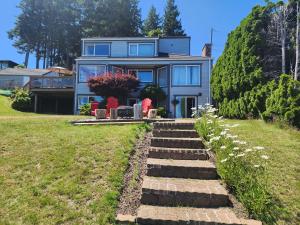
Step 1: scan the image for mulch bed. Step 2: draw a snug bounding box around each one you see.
[117,130,152,216]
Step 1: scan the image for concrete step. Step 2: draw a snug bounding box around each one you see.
[146,158,217,179]
[149,147,208,160]
[137,205,243,225]
[141,176,230,207]
[153,122,195,130]
[151,137,204,149]
[153,129,199,138]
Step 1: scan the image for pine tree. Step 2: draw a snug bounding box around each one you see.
[162,0,185,36]
[143,5,161,36]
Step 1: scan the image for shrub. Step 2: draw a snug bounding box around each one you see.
[10,88,33,111]
[262,74,300,128]
[157,107,167,118]
[79,103,91,115]
[88,73,139,100]
[194,105,283,223]
[140,84,166,107]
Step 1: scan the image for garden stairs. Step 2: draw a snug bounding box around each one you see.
[117,121,261,225]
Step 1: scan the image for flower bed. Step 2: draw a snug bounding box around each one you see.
[194,105,283,224]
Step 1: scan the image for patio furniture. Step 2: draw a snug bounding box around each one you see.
[91,101,99,116]
[148,109,158,119]
[110,108,118,119]
[117,106,134,118]
[141,98,153,116]
[95,109,106,119]
[106,97,119,117]
[133,104,143,119]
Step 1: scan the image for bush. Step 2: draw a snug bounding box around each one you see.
[79,103,91,115]
[88,73,139,99]
[140,85,166,107]
[157,107,167,118]
[194,106,283,223]
[10,88,33,111]
[262,74,300,128]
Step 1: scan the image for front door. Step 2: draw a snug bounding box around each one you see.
[175,96,196,118]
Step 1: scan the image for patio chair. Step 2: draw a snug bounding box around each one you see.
[91,101,99,116]
[106,97,119,117]
[141,98,153,117]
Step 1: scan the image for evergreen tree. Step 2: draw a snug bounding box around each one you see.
[143,5,161,36]
[162,0,185,36]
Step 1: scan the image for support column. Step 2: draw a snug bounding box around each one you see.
[34,94,38,113]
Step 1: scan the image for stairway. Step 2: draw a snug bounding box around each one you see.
[135,121,261,225]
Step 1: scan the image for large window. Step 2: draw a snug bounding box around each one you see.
[84,43,110,56]
[172,65,201,86]
[78,95,103,109]
[129,43,155,57]
[158,67,168,87]
[128,69,153,84]
[78,65,106,82]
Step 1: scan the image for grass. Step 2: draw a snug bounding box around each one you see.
[0,95,36,116]
[0,116,144,225]
[225,119,300,225]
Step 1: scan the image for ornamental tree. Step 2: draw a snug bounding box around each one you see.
[88,72,140,100]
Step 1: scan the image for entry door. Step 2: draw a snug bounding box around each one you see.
[175,96,196,118]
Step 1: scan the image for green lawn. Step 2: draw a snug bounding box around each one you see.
[225,119,300,224]
[0,95,35,116]
[0,116,143,225]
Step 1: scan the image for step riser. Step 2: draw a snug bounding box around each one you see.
[153,130,199,138]
[141,191,230,208]
[147,166,217,179]
[153,123,195,130]
[137,218,242,225]
[151,139,204,149]
[148,149,208,160]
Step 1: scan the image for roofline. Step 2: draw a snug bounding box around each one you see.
[81,36,191,41]
[75,56,211,61]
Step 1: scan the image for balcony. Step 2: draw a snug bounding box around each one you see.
[30,76,74,92]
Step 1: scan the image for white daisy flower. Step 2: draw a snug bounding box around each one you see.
[261,155,269,160]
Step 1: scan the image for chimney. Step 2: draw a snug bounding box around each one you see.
[201,43,212,57]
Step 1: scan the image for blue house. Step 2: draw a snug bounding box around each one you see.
[74,36,212,118]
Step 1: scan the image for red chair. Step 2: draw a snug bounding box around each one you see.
[106,97,119,117]
[141,98,153,116]
[91,101,99,116]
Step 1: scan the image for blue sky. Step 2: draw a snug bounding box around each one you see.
[0,0,269,68]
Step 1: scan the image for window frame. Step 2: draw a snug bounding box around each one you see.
[83,42,111,56]
[157,66,168,88]
[77,95,104,110]
[171,65,201,87]
[128,69,154,84]
[128,42,155,57]
[78,64,107,83]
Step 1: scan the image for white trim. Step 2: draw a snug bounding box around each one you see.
[171,65,201,86]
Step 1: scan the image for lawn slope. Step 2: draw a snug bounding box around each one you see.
[0,95,35,116]
[0,117,143,224]
[225,120,300,224]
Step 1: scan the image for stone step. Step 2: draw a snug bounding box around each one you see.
[151,137,204,149]
[153,129,199,138]
[146,158,217,179]
[137,205,243,225]
[149,147,208,160]
[153,122,195,130]
[141,176,230,207]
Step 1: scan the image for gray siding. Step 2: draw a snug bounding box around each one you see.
[110,41,128,57]
[159,38,190,55]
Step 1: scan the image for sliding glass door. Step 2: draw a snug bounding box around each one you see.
[175,96,196,118]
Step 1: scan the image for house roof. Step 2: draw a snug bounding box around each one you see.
[76,55,210,61]
[0,68,51,76]
[81,36,191,41]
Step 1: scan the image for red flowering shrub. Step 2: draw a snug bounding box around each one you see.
[88,72,140,98]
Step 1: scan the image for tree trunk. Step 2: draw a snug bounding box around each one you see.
[295,2,299,81]
[280,5,287,74]
[36,49,40,69]
[24,51,29,68]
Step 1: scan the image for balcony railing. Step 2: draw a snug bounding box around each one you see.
[30,76,74,89]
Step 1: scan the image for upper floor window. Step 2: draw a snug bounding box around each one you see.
[78,65,106,82]
[129,43,155,57]
[158,67,168,87]
[172,65,201,86]
[84,43,110,56]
